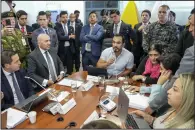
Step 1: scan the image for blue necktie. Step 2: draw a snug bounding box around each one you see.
[10,73,25,102]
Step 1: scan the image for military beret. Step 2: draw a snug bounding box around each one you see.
[1,11,16,18]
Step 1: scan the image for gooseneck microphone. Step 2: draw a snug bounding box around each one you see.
[24,76,64,122]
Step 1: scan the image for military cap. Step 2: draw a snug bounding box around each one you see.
[1,11,16,18]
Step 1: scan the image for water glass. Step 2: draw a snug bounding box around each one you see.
[98,75,105,88]
[71,81,77,92]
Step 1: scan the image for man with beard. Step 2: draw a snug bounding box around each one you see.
[97,34,134,77]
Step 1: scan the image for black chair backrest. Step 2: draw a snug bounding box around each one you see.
[101,38,113,52]
[86,66,108,78]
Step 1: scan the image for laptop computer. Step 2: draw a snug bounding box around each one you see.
[14,92,48,112]
[117,88,151,129]
[86,66,108,78]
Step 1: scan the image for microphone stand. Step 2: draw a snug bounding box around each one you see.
[24,76,64,122]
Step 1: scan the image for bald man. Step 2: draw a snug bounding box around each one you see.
[27,34,65,92]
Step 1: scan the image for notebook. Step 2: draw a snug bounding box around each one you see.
[6,108,27,129]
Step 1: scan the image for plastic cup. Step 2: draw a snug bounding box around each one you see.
[28,111,37,124]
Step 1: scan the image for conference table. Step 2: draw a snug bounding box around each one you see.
[3,71,144,129]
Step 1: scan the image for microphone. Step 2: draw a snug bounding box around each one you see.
[24,76,64,121]
[24,76,59,102]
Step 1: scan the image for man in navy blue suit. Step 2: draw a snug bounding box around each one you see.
[80,11,104,70]
[15,10,34,51]
[1,50,34,110]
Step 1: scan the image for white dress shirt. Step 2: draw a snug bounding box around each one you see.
[61,22,70,46]
[2,68,20,104]
[113,20,122,34]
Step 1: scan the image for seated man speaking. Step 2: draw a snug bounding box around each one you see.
[97,34,134,77]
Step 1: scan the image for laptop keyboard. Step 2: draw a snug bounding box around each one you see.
[125,114,139,129]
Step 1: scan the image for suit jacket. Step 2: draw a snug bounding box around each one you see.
[27,47,64,86]
[15,24,34,50]
[98,18,113,30]
[67,21,82,49]
[105,21,136,52]
[31,27,59,52]
[80,23,104,57]
[1,69,34,110]
[54,22,76,54]
[149,43,195,112]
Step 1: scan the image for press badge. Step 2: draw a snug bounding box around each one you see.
[22,37,27,46]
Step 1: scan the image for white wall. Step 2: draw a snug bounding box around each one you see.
[1,1,85,26]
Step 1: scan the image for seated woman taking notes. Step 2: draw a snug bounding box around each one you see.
[130,53,181,103]
[131,73,194,129]
[132,43,163,84]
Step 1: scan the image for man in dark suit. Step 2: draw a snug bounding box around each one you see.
[32,11,59,52]
[80,11,104,71]
[68,13,82,72]
[74,10,83,26]
[1,50,34,110]
[54,11,75,75]
[27,34,65,92]
[15,10,34,51]
[105,9,136,53]
[134,9,151,67]
[169,11,184,33]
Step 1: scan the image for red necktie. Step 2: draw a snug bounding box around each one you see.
[21,26,25,33]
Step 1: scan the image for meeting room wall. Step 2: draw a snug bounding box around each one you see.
[1,1,85,26]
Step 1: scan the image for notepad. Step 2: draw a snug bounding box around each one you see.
[57,78,83,87]
[86,75,99,82]
[106,85,119,95]
[6,108,27,129]
[127,94,149,111]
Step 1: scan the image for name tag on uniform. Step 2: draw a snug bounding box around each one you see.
[85,43,91,51]
[21,37,27,46]
[64,41,70,47]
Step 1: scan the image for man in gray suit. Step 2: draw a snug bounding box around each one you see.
[27,34,64,92]
[145,8,195,115]
[32,11,59,52]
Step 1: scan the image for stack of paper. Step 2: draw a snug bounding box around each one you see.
[126,93,149,111]
[6,108,27,129]
[106,85,119,95]
[86,75,99,82]
[50,91,70,102]
[57,78,83,87]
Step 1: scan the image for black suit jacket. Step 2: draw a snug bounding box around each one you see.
[54,22,76,54]
[27,48,64,87]
[105,21,136,52]
[15,24,34,50]
[67,21,82,49]
[1,69,34,110]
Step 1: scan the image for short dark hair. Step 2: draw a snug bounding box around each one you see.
[157,53,181,75]
[82,120,121,129]
[141,9,151,17]
[88,10,98,18]
[74,10,80,14]
[100,9,109,16]
[60,11,68,17]
[170,11,176,18]
[16,10,27,19]
[148,43,163,55]
[191,8,195,14]
[159,5,170,10]
[1,50,17,68]
[110,9,120,15]
[38,11,47,17]
[113,34,125,44]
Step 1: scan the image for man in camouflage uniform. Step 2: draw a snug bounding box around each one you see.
[1,11,31,68]
[46,11,55,28]
[142,5,178,55]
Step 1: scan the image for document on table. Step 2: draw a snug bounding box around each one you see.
[106,85,119,95]
[127,93,149,111]
[86,75,99,82]
[6,108,27,129]
[50,91,70,102]
[57,78,83,87]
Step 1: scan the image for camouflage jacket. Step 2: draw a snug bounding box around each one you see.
[1,28,31,68]
[142,21,178,55]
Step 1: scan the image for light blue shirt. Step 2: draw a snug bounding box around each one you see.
[100,47,134,76]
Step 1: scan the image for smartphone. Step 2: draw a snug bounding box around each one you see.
[5,19,11,26]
